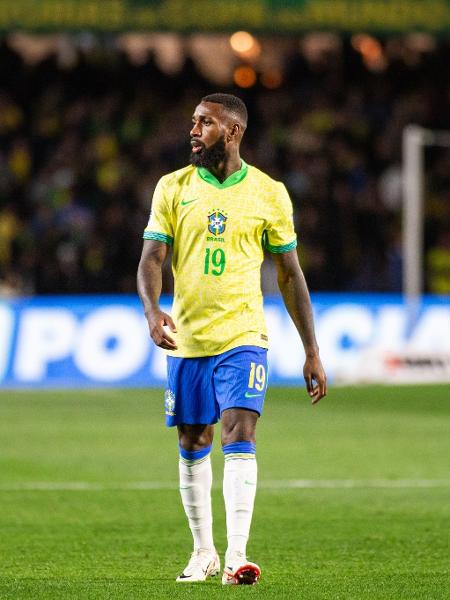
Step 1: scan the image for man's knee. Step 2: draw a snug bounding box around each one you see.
[221,408,258,446]
[178,424,214,451]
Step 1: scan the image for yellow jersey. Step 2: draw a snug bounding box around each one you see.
[143,160,297,357]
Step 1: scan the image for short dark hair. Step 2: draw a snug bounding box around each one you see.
[201,93,248,128]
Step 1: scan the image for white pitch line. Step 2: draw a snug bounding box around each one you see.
[262,479,450,489]
[0,479,449,491]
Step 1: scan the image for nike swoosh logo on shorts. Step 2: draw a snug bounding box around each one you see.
[245,392,262,398]
[180,198,198,206]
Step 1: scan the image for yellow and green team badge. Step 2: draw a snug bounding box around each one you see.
[208,210,227,236]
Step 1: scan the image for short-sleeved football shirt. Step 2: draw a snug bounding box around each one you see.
[143,160,297,357]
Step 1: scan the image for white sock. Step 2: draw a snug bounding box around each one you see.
[223,448,257,561]
[179,449,214,552]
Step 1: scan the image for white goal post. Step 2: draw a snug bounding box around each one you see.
[402,125,450,305]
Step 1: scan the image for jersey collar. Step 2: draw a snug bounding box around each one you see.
[197,159,248,189]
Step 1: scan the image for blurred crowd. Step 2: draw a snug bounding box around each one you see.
[0,35,449,296]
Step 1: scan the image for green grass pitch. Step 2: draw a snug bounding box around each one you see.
[0,385,449,599]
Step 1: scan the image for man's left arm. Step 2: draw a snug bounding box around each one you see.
[273,249,327,404]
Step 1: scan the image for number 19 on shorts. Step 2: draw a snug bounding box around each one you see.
[248,362,266,391]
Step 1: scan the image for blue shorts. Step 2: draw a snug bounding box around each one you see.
[164,345,268,427]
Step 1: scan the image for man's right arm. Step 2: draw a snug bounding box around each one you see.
[137,239,178,350]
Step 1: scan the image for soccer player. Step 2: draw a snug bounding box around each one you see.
[137,93,326,585]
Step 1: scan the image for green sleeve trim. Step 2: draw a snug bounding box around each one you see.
[264,237,297,253]
[143,231,174,246]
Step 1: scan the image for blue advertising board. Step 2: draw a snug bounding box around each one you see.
[0,294,449,388]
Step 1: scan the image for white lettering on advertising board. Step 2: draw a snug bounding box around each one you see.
[73,307,149,381]
[0,299,449,386]
[14,309,77,381]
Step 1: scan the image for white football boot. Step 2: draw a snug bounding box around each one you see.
[222,551,261,585]
[176,549,220,582]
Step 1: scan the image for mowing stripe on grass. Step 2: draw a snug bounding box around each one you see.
[0,479,449,491]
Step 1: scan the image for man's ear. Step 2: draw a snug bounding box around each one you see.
[227,123,240,142]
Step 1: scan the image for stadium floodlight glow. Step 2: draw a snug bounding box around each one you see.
[229,31,261,60]
[233,65,257,88]
[351,34,387,71]
[230,31,254,53]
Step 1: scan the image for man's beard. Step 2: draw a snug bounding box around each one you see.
[190,136,226,170]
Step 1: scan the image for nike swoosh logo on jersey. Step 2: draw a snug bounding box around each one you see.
[245,392,262,398]
[180,198,198,206]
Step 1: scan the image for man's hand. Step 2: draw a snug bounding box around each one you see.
[303,354,327,404]
[145,309,178,350]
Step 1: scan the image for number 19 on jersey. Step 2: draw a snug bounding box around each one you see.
[204,248,226,276]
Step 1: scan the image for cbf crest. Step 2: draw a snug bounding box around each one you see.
[164,389,176,416]
[208,210,227,236]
